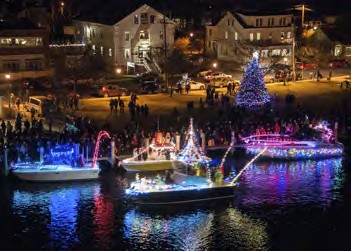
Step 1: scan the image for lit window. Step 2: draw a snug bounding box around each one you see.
[125,49,130,59]
[225,31,228,39]
[92,45,95,54]
[109,48,112,57]
[139,31,149,39]
[125,32,130,41]
[100,46,103,55]
[249,33,254,41]
[287,32,291,39]
[134,15,139,24]
[235,32,238,40]
[257,33,261,40]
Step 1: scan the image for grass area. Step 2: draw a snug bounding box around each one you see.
[75,79,351,131]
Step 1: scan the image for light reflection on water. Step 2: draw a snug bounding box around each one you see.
[4,157,346,250]
[239,158,343,206]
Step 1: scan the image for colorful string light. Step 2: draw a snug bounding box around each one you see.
[176,118,212,165]
[91,131,111,168]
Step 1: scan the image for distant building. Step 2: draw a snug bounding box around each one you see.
[73,4,176,73]
[205,11,294,65]
[0,19,51,81]
[309,27,351,59]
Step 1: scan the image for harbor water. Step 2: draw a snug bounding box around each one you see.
[1,151,350,250]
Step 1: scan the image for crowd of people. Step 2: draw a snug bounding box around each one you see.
[0,80,348,170]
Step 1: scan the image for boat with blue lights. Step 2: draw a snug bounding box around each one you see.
[12,162,100,182]
[11,131,111,182]
[241,122,344,160]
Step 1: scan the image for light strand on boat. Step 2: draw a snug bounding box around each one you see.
[218,132,235,173]
[230,147,267,185]
[91,131,111,168]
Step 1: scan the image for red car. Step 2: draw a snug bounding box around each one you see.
[297,62,317,69]
[329,59,350,68]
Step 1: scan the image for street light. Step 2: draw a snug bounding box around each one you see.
[190,33,193,37]
[116,68,122,74]
[5,74,11,108]
[213,63,217,68]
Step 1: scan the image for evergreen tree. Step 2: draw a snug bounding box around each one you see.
[236,52,270,107]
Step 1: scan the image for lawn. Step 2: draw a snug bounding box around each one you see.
[75,79,351,131]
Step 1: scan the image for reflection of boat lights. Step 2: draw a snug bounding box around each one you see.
[124,209,214,250]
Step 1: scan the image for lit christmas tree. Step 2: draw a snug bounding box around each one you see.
[236,51,270,107]
[176,118,212,165]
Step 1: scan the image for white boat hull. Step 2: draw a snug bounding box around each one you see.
[12,165,100,182]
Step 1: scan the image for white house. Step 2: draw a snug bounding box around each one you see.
[206,11,294,65]
[74,4,176,71]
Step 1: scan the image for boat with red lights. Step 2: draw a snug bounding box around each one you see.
[240,122,344,160]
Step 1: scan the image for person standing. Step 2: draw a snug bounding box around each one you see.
[114,99,118,112]
[109,99,114,113]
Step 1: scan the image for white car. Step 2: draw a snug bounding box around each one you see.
[175,80,206,90]
[197,70,212,77]
[211,72,233,79]
[187,80,206,90]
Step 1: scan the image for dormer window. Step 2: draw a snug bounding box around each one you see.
[134,15,139,24]
[141,13,148,24]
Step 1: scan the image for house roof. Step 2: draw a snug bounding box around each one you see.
[75,3,166,25]
[321,27,351,45]
[0,18,41,30]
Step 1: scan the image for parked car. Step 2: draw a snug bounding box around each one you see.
[93,85,128,97]
[136,72,160,82]
[271,63,291,72]
[175,80,206,90]
[211,77,240,88]
[24,96,56,116]
[265,71,303,83]
[140,81,160,94]
[296,62,317,69]
[329,59,350,68]
[207,72,233,79]
[197,70,212,77]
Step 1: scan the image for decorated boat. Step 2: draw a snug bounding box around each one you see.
[241,121,344,160]
[121,131,183,172]
[11,131,110,182]
[125,169,235,205]
[176,118,212,165]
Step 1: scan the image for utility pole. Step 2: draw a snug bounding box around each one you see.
[301,4,305,28]
[292,35,296,81]
[163,9,169,89]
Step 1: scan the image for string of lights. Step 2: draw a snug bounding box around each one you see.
[176,118,212,165]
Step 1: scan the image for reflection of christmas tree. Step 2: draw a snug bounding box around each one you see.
[236,52,270,107]
[176,118,211,165]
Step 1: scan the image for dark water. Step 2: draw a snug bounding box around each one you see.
[1,153,351,251]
